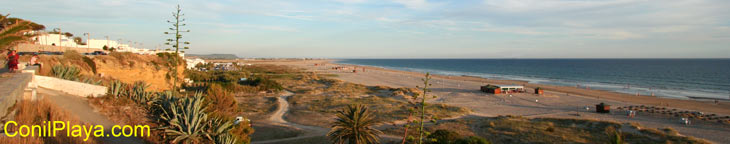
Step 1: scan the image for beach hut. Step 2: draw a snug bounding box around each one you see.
[596,103,611,113]
[481,85,525,94]
[481,85,501,94]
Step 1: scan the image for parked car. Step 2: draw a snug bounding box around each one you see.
[92,51,108,55]
[17,52,36,55]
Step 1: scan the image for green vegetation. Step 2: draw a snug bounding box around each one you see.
[100,80,252,143]
[106,81,156,104]
[428,129,490,144]
[108,80,127,98]
[205,84,240,116]
[51,64,81,80]
[415,73,435,144]
[82,56,97,74]
[261,67,468,127]
[0,13,44,51]
[385,116,709,144]
[327,104,383,144]
[184,64,284,93]
[163,4,191,91]
[154,92,247,144]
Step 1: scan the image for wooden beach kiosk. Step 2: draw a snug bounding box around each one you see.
[481,85,525,94]
[596,103,611,113]
[534,87,544,94]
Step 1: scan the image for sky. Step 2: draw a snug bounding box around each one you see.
[2,0,729,58]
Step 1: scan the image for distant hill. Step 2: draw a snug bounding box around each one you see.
[186,54,239,59]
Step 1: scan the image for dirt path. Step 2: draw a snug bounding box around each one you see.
[253,91,402,144]
[253,91,329,144]
[252,60,730,143]
[39,88,145,144]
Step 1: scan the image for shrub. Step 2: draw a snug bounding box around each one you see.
[206,84,239,115]
[63,50,83,60]
[428,129,460,144]
[456,136,490,144]
[240,77,283,91]
[82,56,96,74]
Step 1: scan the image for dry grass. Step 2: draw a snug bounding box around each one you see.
[0,99,99,143]
[250,124,303,141]
[383,116,710,144]
[239,66,471,127]
[236,96,279,120]
[86,96,164,143]
[281,73,469,127]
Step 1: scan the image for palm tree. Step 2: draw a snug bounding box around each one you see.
[328,104,383,144]
[0,13,40,51]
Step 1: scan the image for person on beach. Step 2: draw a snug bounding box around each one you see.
[7,50,19,72]
[681,118,691,125]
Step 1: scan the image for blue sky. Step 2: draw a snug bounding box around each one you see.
[2,0,729,58]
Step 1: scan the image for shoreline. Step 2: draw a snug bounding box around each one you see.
[253,59,730,116]
[247,59,730,143]
[332,59,730,101]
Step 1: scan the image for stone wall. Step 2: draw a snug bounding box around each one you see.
[0,72,33,120]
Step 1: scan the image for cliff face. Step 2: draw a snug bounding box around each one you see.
[35,52,185,91]
[93,54,185,91]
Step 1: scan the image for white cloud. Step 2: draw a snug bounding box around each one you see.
[334,0,368,3]
[571,29,644,40]
[393,0,431,9]
[482,0,639,13]
[474,25,547,35]
[650,25,692,33]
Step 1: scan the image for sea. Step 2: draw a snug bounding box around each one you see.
[336,59,730,100]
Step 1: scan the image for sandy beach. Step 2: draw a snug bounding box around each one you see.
[246,59,730,143]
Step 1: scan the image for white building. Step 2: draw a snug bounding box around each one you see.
[33,33,84,48]
[185,58,206,69]
[31,32,184,57]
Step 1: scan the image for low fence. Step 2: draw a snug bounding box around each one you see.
[34,75,107,97]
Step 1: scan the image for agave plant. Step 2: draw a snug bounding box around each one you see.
[107,80,127,98]
[328,104,383,144]
[208,117,239,144]
[130,81,155,104]
[214,134,238,144]
[158,92,210,143]
[51,65,81,81]
[82,77,102,85]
